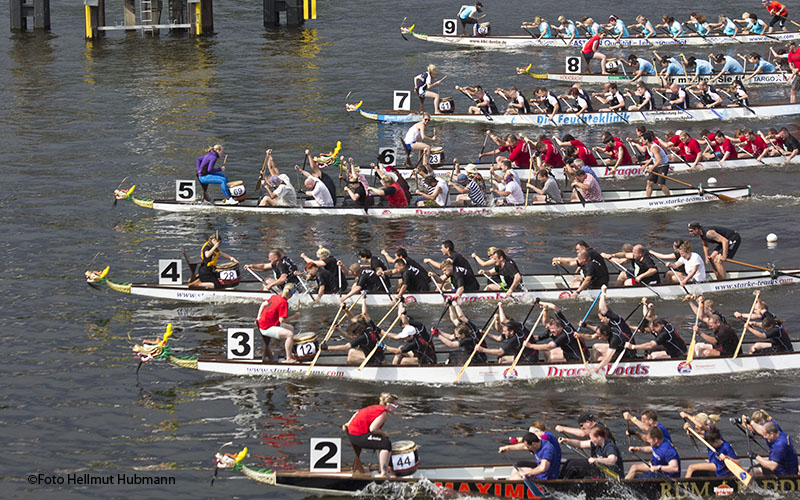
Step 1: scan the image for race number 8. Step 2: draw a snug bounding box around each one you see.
[443,19,457,35]
[393,90,411,111]
[310,438,341,472]
[378,148,396,167]
[158,259,182,285]
[566,56,581,74]
[176,179,196,201]
[227,328,255,360]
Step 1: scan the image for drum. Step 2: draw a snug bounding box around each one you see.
[476,22,491,36]
[215,262,241,287]
[428,146,445,166]
[228,180,247,201]
[391,440,420,476]
[604,61,619,74]
[293,332,318,361]
[438,97,454,114]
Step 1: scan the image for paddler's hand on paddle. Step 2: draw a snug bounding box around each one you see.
[623,411,632,420]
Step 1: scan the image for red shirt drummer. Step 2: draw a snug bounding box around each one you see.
[343,393,400,477]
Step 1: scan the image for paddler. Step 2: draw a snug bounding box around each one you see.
[558,427,624,478]
[196,144,237,205]
[499,432,560,480]
[752,422,799,475]
[601,244,660,287]
[322,301,385,365]
[592,132,634,176]
[191,232,239,289]
[245,248,300,292]
[256,284,299,362]
[435,301,488,364]
[402,113,437,169]
[625,427,681,479]
[383,303,438,365]
[623,410,673,444]
[620,54,657,82]
[625,303,687,359]
[343,393,400,477]
[685,427,740,478]
[579,285,636,373]
[303,148,338,206]
[526,302,592,361]
[686,222,742,280]
[456,85,499,115]
[555,412,617,442]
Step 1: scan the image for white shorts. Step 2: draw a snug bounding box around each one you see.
[260,326,291,339]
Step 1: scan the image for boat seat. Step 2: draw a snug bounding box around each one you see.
[196,174,211,202]
[183,250,199,281]
[350,441,365,474]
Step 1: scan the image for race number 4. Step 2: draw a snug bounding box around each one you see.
[378,147,396,167]
[227,328,255,360]
[310,438,341,472]
[393,90,411,111]
[566,56,581,74]
[443,19,457,35]
[176,179,196,201]
[158,259,182,285]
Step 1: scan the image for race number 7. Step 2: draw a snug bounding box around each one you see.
[310,438,341,472]
[176,180,196,201]
[227,328,255,360]
[393,90,411,111]
[443,19,457,35]
[158,259,182,285]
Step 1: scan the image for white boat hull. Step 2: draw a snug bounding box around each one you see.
[527,72,790,86]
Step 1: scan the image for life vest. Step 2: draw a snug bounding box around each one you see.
[200,240,219,268]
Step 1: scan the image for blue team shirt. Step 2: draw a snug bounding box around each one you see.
[535,439,560,480]
[708,440,738,477]
[665,60,685,75]
[695,59,713,75]
[657,423,672,443]
[695,23,710,35]
[721,56,744,73]
[670,21,683,36]
[459,6,477,20]
[756,58,777,73]
[768,432,799,475]
[565,22,578,37]
[614,19,629,37]
[643,21,655,37]
[651,439,681,478]
[542,431,562,476]
[539,21,552,38]
[638,58,656,74]
[590,22,601,35]
[750,20,766,34]
[723,19,737,35]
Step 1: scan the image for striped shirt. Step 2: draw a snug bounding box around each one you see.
[466,179,486,206]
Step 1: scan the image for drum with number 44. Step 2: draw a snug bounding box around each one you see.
[293,332,318,361]
[215,262,241,287]
[391,440,420,476]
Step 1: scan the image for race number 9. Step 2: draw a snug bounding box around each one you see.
[227,328,255,360]
[443,19,457,35]
[310,438,341,472]
[378,147,396,167]
[176,179,196,201]
[393,90,411,111]
[158,259,182,285]
[566,56,581,74]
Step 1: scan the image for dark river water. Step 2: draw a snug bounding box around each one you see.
[3,0,800,498]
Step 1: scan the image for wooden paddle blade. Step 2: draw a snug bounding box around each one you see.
[686,338,696,365]
[713,192,738,202]
[724,457,752,488]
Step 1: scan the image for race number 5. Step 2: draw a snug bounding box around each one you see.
[176,179,196,201]
[393,90,411,111]
[378,147,396,167]
[158,259,182,285]
[227,328,255,360]
[566,56,581,74]
[443,19,457,35]
[310,438,341,472]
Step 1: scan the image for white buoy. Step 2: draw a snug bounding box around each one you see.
[707,177,718,186]
[767,233,778,243]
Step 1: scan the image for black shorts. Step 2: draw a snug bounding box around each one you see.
[582,51,594,63]
[711,234,741,258]
[647,164,669,184]
[348,432,391,451]
[769,14,786,28]
[460,17,477,28]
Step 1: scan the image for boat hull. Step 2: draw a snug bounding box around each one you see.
[527,72,790,86]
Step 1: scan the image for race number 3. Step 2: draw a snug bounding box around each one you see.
[176,179,196,201]
[443,19,457,35]
[566,56,581,74]
[227,328,255,360]
[378,147,396,167]
[310,438,341,472]
[393,90,411,111]
[158,259,182,285]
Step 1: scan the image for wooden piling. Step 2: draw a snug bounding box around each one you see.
[11,0,51,31]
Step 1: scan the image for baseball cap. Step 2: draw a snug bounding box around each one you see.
[269,175,281,186]
[457,173,469,183]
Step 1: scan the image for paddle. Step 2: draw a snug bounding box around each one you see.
[628,448,680,485]
[509,306,544,372]
[306,293,365,374]
[454,306,499,382]
[604,256,662,298]
[359,313,403,370]
[478,132,489,164]
[456,87,493,121]
[399,17,408,41]
[734,20,779,41]
[530,99,558,127]
[609,310,648,375]
[685,426,752,488]
[255,151,269,191]
[554,263,574,292]
[524,147,535,207]
[725,258,800,280]
[624,300,642,322]
[685,295,704,365]
[573,292,602,373]
[729,417,768,452]
[500,450,546,497]
[681,82,724,120]
[733,290,761,359]
[559,438,620,481]
[571,181,587,207]
[652,88,695,119]
[734,144,767,165]
[112,177,130,207]
[645,168,738,202]
[774,13,800,30]
[558,97,587,125]
[650,253,690,295]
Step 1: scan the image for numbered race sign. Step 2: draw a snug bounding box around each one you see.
[443,18,457,35]
[310,438,341,473]
[393,90,411,111]
[227,328,255,360]
[565,56,581,74]
[378,147,397,167]
[158,259,182,285]
[176,179,196,201]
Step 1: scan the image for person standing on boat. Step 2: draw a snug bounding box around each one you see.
[256,284,298,363]
[414,64,444,114]
[580,30,607,75]
[403,113,436,169]
[343,393,400,477]
[192,233,239,289]
[457,2,483,36]
[752,422,799,476]
[624,410,673,444]
[626,427,681,479]
[687,222,741,280]
[763,0,790,32]
[196,144,236,205]
[640,131,671,198]
[685,428,740,478]
[500,432,560,480]
[771,41,800,103]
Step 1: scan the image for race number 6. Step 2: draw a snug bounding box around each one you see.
[378,147,397,167]
[310,438,341,472]
[566,56,581,74]
[443,19,457,35]
[393,90,411,111]
[227,328,255,360]
[158,259,182,285]
[176,179,196,201]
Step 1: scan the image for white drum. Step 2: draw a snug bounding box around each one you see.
[429,146,445,166]
[438,97,454,114]
[391,440,420,476]
[228,180,247,201]
[293,332,318,361]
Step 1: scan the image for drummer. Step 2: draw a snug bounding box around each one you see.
[403,113,437,170]
[256,284,299,362]
[196,144,236,205]
[192,233,238,289]
[343,393,400,477]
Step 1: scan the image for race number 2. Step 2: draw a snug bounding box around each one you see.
[378,147,396,167]
[566,56,581,74]
[393,90,411,111]
[443,19,457,35]
[176,179,196,201]
[227,328,255,360]
[310,438,341,472]
[158,259,182,285]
